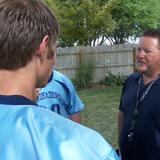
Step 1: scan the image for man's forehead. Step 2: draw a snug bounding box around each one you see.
[138,36,160,47]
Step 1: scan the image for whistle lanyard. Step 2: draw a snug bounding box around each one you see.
[128,74,160,142]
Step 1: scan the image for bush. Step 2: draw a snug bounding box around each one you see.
[102,72,127,86]
[73,60,94,89]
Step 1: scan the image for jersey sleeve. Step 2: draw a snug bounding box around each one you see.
[62,74,84,114]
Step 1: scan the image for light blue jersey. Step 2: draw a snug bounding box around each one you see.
[0,95,119,160]
[36,70,84,118]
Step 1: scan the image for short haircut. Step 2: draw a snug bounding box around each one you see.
[0,0,59,70]
[142,29,160,47]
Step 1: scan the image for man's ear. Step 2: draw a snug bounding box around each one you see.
[36,35,49,58]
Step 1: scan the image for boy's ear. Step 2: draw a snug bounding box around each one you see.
[36,35,49,58]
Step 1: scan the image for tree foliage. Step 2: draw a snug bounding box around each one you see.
[44,0,115,47]
[107,0,160,44]
[44,0,160,46]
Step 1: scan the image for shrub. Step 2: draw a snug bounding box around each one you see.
[102,72,127,86]
[73,60,95,89]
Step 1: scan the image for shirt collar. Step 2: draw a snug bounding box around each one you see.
[0,95,37,105]
[133,72,160,85]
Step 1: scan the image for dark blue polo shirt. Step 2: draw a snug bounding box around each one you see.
[119,72,160,160]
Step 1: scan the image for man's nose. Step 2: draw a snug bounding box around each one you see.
[136,48,145,58]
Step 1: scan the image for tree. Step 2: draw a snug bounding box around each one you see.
[44,0,160,46]
[44,0,115,47]
[106,0,160,44]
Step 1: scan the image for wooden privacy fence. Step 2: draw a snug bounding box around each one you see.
[55,44,137,82]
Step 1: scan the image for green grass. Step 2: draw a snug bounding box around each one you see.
[78,86,122,148]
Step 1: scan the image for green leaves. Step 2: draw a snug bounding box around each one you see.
[108,0,160,44]
[44,0,160,46]
[45,0,115,46]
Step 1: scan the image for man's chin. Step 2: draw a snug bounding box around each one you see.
[137,67,146,73]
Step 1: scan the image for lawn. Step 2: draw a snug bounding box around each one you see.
[78,86,122,148]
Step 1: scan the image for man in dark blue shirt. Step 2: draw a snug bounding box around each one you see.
[118,29,160,160]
